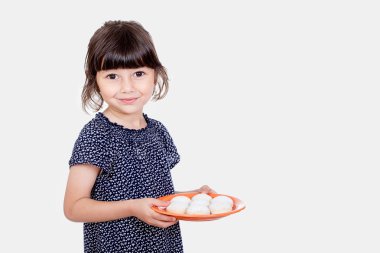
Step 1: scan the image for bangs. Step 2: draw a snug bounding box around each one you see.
[97,41,159,71]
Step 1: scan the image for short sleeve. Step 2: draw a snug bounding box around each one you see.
[69,122,112,172]
[158,122,180,169]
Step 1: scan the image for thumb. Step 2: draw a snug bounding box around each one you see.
[151,198,170,207]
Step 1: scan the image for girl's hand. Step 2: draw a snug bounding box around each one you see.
[195,185,216,194]
[130,198,178,228]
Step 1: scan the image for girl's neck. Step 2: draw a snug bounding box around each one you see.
[103,108,147,130]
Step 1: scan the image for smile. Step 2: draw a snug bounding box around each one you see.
[119,98,138,105]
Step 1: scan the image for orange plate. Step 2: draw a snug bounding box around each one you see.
[151,192,246,221]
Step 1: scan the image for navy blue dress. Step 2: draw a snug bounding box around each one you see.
[69,112,183,253]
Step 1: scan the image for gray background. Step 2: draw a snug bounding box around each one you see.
[0,0,379,252]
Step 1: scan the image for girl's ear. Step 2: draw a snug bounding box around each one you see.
[152,83,157,96]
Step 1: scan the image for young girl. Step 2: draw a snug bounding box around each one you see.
[64,20,215,253]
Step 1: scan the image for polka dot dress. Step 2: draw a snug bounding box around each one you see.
[69,113,183,253]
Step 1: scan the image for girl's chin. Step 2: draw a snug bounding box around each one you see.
[107,107,143,115]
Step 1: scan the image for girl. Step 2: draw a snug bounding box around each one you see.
[64,20,215,253]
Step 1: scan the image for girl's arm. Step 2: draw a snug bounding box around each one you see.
[64,164,177,228]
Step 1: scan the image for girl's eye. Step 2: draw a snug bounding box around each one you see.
[134,71,145,78]
[106,74,117,80]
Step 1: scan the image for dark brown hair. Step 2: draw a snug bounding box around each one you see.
[82,20,169,112]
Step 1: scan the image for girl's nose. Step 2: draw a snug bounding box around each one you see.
[120,78,135,93]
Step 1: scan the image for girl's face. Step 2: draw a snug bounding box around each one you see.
[96,67,155,116]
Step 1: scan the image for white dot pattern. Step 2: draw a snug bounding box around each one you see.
[69,113,183,252]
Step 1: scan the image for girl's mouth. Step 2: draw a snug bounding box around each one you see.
[119,98,138,105]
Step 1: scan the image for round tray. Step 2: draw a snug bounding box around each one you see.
[151,192,246,221]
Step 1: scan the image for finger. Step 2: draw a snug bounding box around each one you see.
[200,185,213,193]
[208,187,217,193]
[152,220,178,228]
[152,212,177,222]
[209,189,217,194]
[198,185,208,193]
[151,198,170,208]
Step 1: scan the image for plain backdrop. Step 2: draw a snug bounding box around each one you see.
[0,0,379,252]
